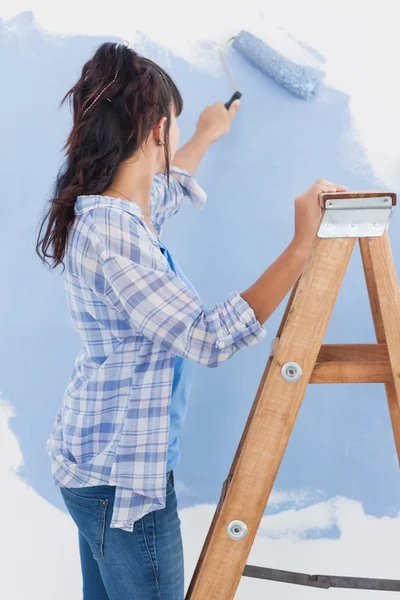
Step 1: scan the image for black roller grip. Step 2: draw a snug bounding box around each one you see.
[225,91,242,110]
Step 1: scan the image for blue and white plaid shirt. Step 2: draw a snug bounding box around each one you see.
[47,166,267,531]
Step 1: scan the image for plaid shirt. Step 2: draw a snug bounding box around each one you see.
[46,166,267,531]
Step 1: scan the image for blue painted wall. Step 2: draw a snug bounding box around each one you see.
[1,13,399,530]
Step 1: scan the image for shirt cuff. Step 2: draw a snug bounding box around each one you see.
[215,291,267,351]
[170,165,208,210]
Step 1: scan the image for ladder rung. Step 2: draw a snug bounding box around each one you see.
[310,361,393,383]
[243,564,400,591]
[317,343,389,362]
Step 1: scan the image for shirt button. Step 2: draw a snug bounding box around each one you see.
[216,340,226,348]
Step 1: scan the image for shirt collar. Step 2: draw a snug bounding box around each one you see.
[75,194,143,217]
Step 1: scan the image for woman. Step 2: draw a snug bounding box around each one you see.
[37,41,347,600]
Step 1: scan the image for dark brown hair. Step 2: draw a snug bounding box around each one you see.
[36,41,183,271]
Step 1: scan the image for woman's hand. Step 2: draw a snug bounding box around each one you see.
[195,100,240,144]
[172,100,240,175]
[293,178,348,250]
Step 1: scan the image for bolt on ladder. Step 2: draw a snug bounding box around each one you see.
[185,191,400,598]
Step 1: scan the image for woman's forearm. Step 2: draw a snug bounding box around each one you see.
[172,131,213,176]
[240,238,312,326]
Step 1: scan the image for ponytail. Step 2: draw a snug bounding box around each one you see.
[36,41,183,270]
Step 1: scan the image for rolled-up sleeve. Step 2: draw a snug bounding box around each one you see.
[150,166,207,233]
[99,216,267,368]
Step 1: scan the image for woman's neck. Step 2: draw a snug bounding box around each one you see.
[102,152,158,216]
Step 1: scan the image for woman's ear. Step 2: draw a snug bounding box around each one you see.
[152,116,167,146]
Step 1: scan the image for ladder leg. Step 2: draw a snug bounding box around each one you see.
[185,236,355,600]
[359,234,400,462]
[197,280,304,585]
[230,276,302,478]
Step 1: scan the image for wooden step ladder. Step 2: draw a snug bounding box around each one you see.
[185,190,400,598]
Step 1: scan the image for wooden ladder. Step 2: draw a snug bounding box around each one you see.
[185,190,400,598]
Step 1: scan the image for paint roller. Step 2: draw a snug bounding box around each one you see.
[220,29,320,109]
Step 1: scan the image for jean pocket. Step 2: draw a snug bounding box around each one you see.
[166,470,175,497]
[60,487,108,560]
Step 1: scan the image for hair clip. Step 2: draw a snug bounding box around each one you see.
[82,67,119,117]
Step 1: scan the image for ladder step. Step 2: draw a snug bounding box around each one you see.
[243,564,400,591]
[310,360,393,383]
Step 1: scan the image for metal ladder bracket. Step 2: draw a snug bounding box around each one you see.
[318,192,395,238]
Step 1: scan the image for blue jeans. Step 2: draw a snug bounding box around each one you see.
[60,470,184,600]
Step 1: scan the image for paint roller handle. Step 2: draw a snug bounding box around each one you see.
[225,91,242,110]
